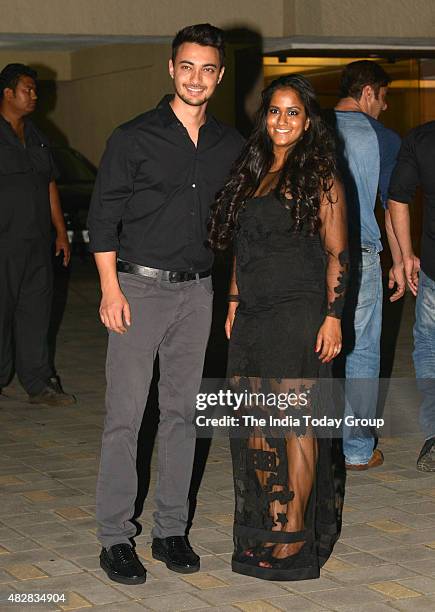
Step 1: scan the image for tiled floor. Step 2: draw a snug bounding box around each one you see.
[1,259,434,611]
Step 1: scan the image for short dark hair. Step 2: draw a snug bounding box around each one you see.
[172,23,225,67]
[340,60,391,100]
[0,63,37,99]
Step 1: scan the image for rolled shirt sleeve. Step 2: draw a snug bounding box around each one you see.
[378,129,401,208]
[388,132,419,205]
[87,127,136,252]
[48,147,60,182]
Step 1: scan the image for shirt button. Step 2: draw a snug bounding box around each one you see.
[190,210,195,215]
[192,183,196,188]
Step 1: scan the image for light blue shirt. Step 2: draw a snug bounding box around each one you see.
[334,111,401,252]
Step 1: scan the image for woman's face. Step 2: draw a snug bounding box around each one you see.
[266,87,310,151]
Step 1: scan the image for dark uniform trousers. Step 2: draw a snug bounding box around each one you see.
[0,115,57,396]
[0,239,53,395]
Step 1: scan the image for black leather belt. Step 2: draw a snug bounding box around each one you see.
[117,259,211,282]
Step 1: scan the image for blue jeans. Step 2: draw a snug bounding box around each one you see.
[413,270,435,440]
[343,249,383,464]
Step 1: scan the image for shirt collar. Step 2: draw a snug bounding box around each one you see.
[0,113,33,142]
[0,113,32,126]
[156,94,222,134]
[0,112,15,133]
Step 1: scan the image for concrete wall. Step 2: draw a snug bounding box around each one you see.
[0,0,284,37]
[0,50,71,80]
[2,0,434,39]
[292,0,435,38]
[49,44,172,164]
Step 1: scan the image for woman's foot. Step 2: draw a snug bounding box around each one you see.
[257,519,306,568]
[258,541,305,567]
[242,543,274,558]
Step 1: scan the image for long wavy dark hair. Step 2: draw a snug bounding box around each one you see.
[208,74,337,250]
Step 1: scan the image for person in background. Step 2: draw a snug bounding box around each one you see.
[0,63,74,406]
[334,60,405,470]
[388,121,435,471]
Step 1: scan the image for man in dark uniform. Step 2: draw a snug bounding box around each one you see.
[0,63,75,406]
[88,24,244,584]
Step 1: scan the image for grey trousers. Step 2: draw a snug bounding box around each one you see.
[96,271,213,547]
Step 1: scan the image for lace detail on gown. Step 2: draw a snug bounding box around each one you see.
[318,182,349,319]
[227,187,347,581]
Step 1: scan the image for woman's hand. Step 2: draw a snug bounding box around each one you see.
[225,302,238,339]
[315,316,342,363]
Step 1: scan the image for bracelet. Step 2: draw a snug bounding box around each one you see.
[227,294,240,303]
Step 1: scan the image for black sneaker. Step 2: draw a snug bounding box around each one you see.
[152,536,200,574]
[100,544,146,584]
[29,376,76,406]
[417,437,435,472]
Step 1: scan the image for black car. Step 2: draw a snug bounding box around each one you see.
[51,146,96,246]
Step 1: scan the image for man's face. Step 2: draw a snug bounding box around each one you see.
[4,75,37,115]
[366,85,388,119]
[169,42,224,107]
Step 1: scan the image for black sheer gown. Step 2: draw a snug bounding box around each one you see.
[227,188,348,581]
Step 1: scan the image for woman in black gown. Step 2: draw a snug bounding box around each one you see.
[208,75,348,581]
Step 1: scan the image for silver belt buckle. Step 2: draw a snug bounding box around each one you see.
[139,265,159,278]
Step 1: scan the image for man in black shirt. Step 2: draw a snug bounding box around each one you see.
[0,63,74,406]
[88,24,243,584]
[388,121,435,471]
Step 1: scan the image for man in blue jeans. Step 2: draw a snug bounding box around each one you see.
[334,61,404,469]
[388,121,435,471]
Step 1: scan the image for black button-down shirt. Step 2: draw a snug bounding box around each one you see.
[88,95,244,272]
[389,121,435,282]
[0,115,57,244]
